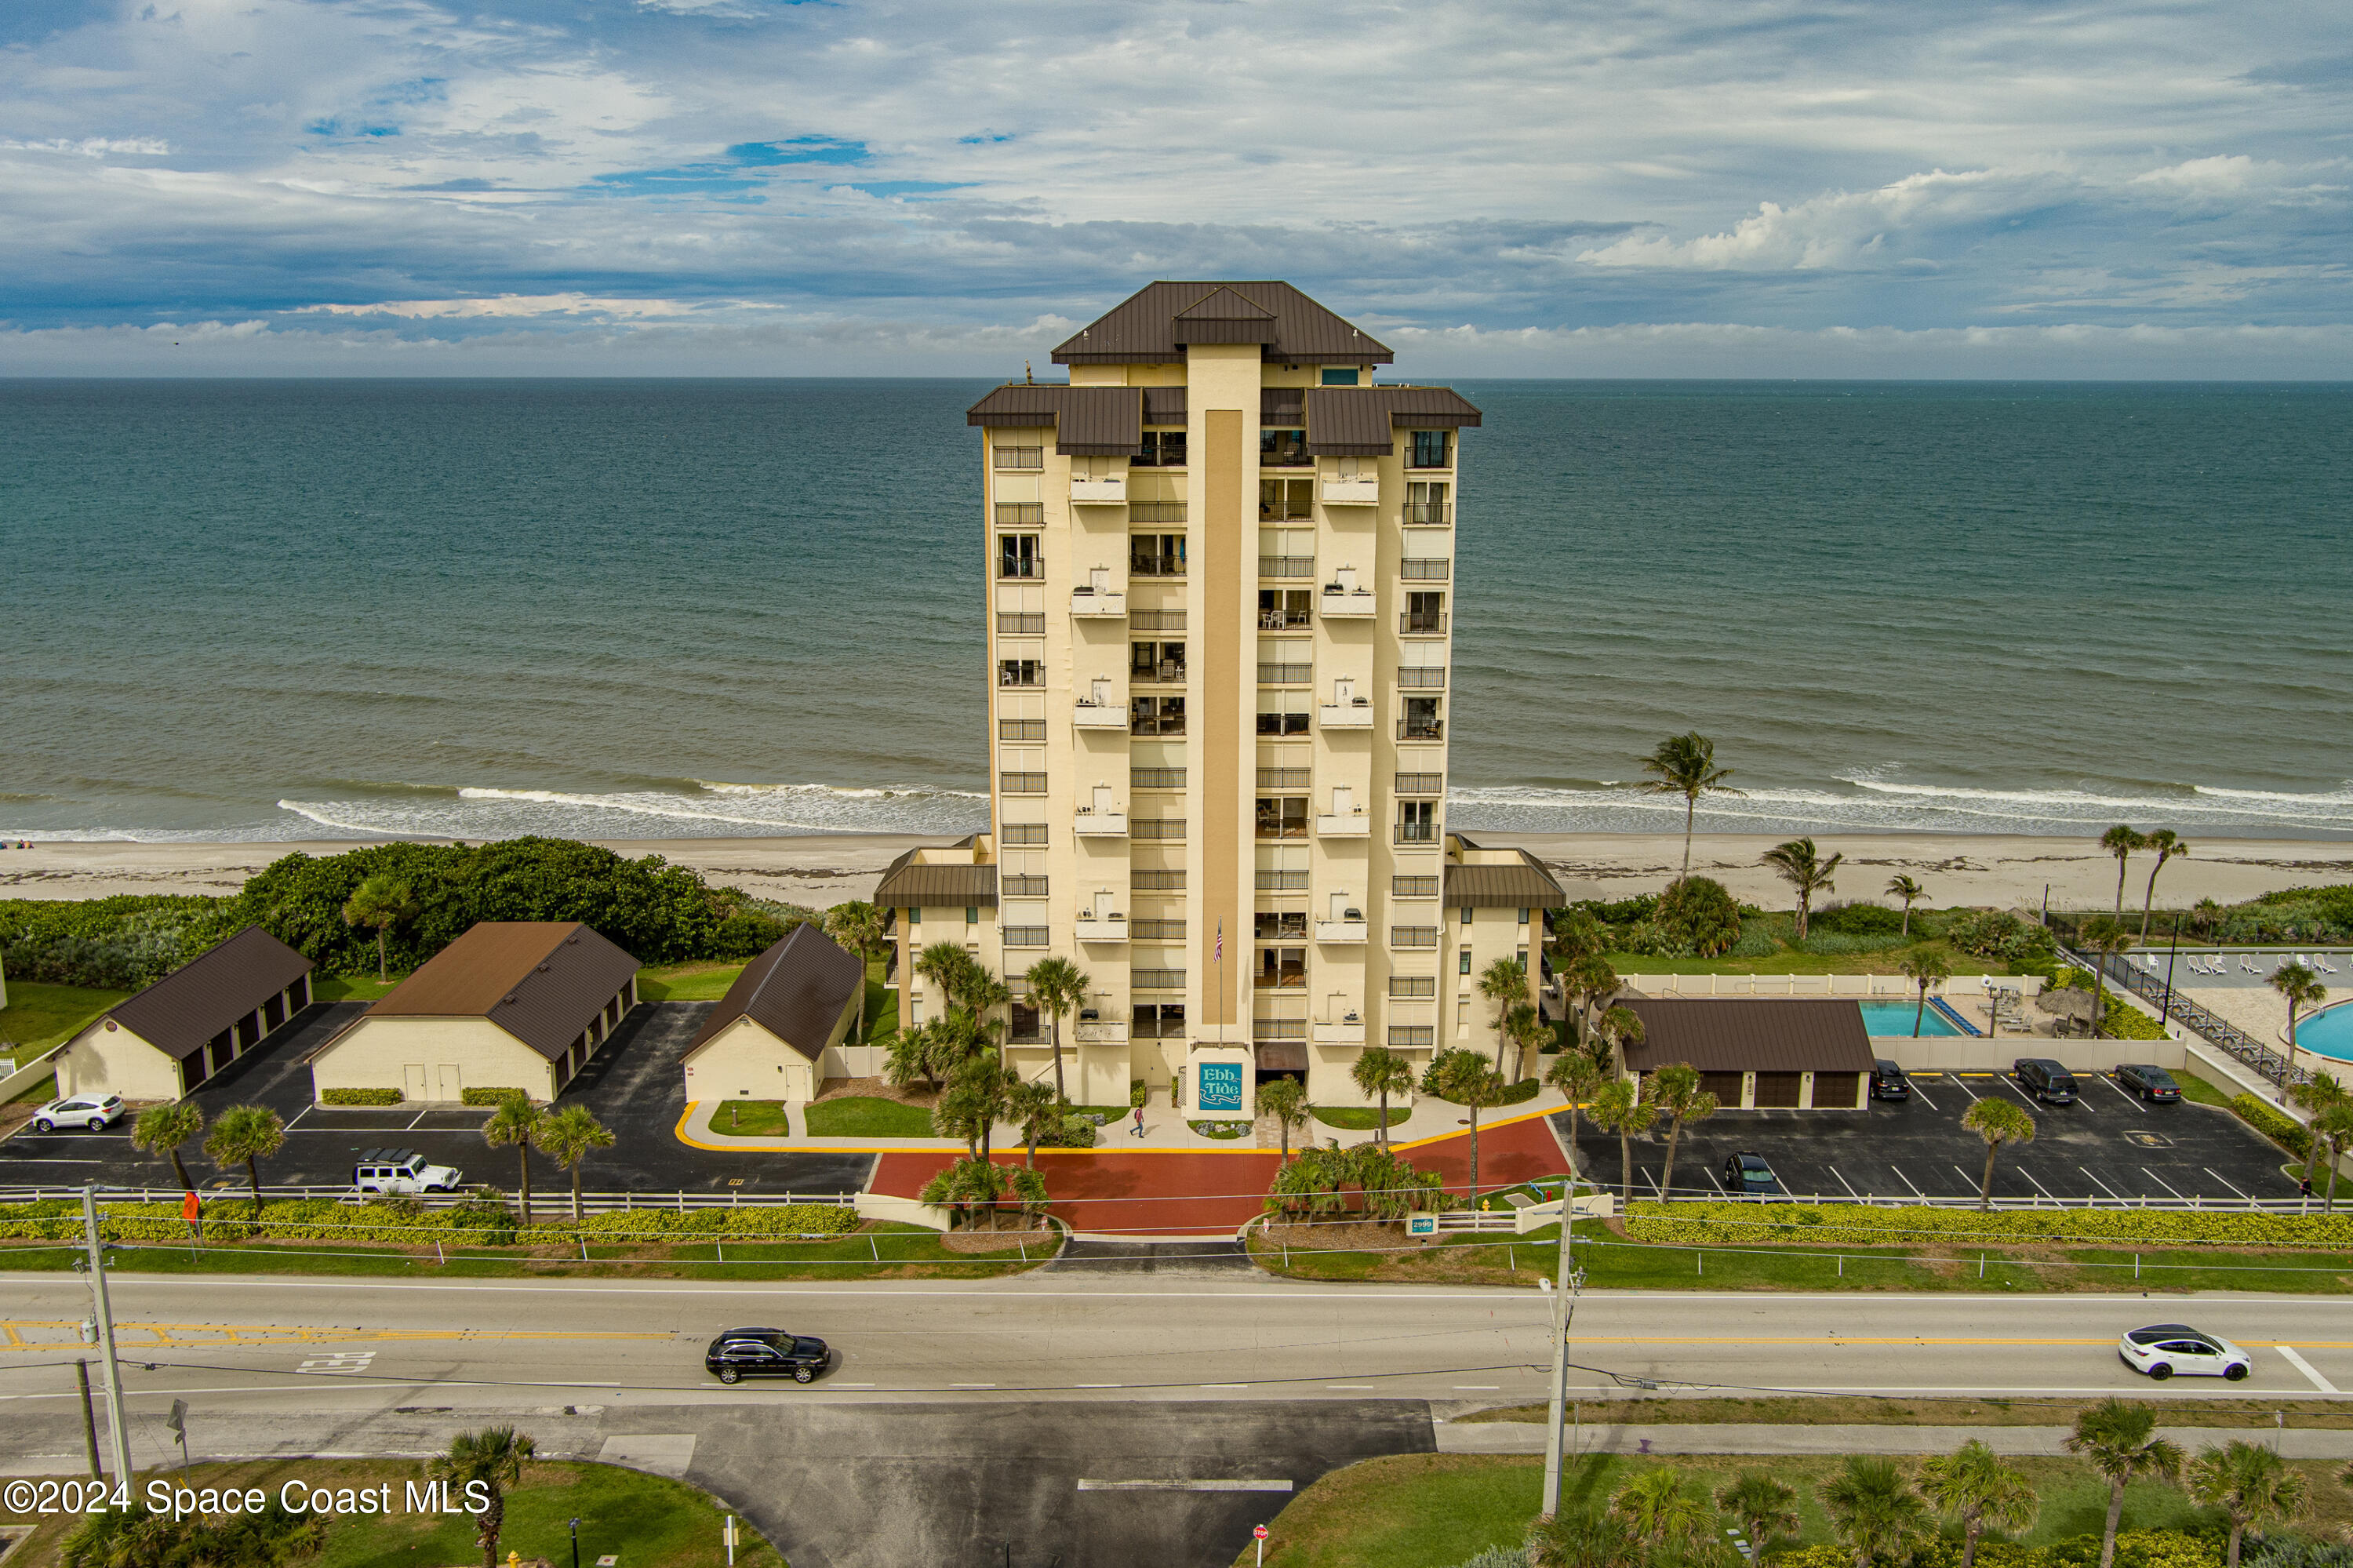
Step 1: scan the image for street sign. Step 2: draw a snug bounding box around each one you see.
[1254,1526,1269,1540]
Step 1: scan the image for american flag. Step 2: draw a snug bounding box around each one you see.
[1214,919,1223,962]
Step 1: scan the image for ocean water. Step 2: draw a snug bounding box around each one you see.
[2,378,2349,844]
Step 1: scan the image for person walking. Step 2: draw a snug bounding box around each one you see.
[181,1189,202,1244]
[1132,1101,1147,1141]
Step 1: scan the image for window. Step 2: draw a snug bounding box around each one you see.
[1256,864,1309,891]
[1254,911,1308,940]
[1133,1002,1187,1035]
[999,770,1045,794]
[1131,607,1187,632]
[1256,693,1309,735]
[1406,480,1451,526]
[1259,526,1312,578]
[966,906,981,926]
[1131,533,1187,577]
[1132,817,1187,840]
[1257,639,1311,685]
[1260,429,1307,467]
[1132,640,1187,681]
[998,534,1042,579]
[998,659,1042,688]
[1256,947,1306,988]
[1132,868,1186,890]
[1402,591,1446,635]
[1137,430,1187,467]
[993,446,1043,470]
[1398,665,1446,689]
[1259,477,1312,518]
[1459,904,1474,924]
[1397,800,1437,843]
[1389,975,1438,999]
[998,611,1045,635]
[1320,368,1360,386]
[1391,875,1439,898]
[1257,766,1310,789]
[1254,1017,1307,1040]
[1256,795,1308,839]
[1388,1025,1435,1050]
[1391,926,1440,949]
[1459,945,1473,974]
[1131,766,1186,788]
[1004,926,1049,949]
[995,503,1045,528]
[1409,429,1451,468]
[1132,919,1187,940]
[1002,823,1047,847]
[1400,697,1443,742]
[999,719,1046,741]
[1133,969,1187,991]
[1007,1000,1044,1039]
[1395,772,1443,795]
[1002,874,1049,897]
[1258,588,1311,630]
[1518,908,1530,926]
[1130,694,1185,736]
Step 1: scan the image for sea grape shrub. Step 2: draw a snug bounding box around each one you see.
[1945,909,2056,967]
[0,894,213,990]
[1631,875,1744,958]
[1812,902,1905,936]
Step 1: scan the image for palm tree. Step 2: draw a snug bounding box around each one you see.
[1258,1075,1308,1162]
[1762,837,1843,942]
[1548,908,1609,974]
[1886,875,1926,938]
[2189,1439,2309,1568]
[1546,1048,1609,1191]
[2271,963,2328,1075]
[1006,1078,1057,1169]
[341,874,420,982]
[946,1056,1014,1165]
[1350,1046,1416,1148]
[2286,1070,2347,1206]
[965,967,1013,1056]
[536,1104,615,1224]
[429,1424,536,1568]
[1639,732,1742,881]
[202,1104,285,1215]
[1430,1048,1507,1200]
[2100,826,2148,916]
[1922,1438,2039,1568]
[1588,1078,1656,1207]
[1526,1508,1648,1568]
[1718,1472,1802,1560]
[1609,1468,1715,1553]
[1024,955,1089,1104]
[2313,1103,2353,1213]
[1477,956,1530,1074]
[133,1101,205,1191]
[820,900,889,1040]
[1592,1004,1645,1068]
[1820,1457,1930,1568]
[1648,1061,1718,1203]
[2081,915,2134,1039]
[1903,949,1954,1037]
[2067,1399,2184,1568]
[482,1093,546,1229]
[2137,832,2188,941]
[1569,955,1622,1048]
[1505,1001,1548,1085]
[1962,1097,2035,1210]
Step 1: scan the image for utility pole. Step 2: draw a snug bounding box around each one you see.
[82,1186,134,1487]
[1538,1177,1585,1518]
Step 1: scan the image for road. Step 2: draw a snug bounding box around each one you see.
[4,1271,2351,1566]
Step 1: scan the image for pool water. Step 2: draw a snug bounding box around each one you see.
[1858,999,1961,1037]
[2294,1001,2353,1063]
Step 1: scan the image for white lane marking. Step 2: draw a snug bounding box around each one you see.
[950,1383,997,1388]
[1947,1076,1983,1102]
[2018,1166,2057,1200]
[1199,1383,1249,1389]
[2203,1168,2254,1201]
[1995,1075,2040,1107]
[2141,1168,2189,1202]
[831,1381,876,1388]
[2277,1347,2339,1393]
[1075,1383,1123,1388]
[2080,1166,2128,1201]
[1453,1384,1500,1390]
[1889,1165,1925,1198]
[2100,1076,2150,1114]
[1325,1384,1377,1390]
[1907,1083,1939,1111]
[1078,1479,1293,1492]
[1829,1166,1860,1199]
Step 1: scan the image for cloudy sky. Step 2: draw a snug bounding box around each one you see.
[3,0,2348,375]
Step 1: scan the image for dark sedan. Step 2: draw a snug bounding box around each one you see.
[2115,1064,2183,1103]
[705,1327,832,1384]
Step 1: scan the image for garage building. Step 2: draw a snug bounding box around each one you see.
[307,922,638,1104]
[678,924,864,1104]
[1620,997,1875,1111]
[53,926,315,1102]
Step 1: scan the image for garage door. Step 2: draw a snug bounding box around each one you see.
[1753,1071,1802,1108]
[1699,1071,1744,1107]
[1824,1071,1865,1109]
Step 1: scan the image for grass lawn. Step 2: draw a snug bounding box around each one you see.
[1312,1106,1410,1130]
[1241,1451,2352,1568]
[1457,1394,2353,1428]
[707,1099,794,1136]
[636,961,749,1002]
[1605,937,1985,977]
[803,1096,934,1137]
[2174,1069,2235,1108]
[0,1457,784,1568]
[0,979,129,1057]
[309,973,400,1002]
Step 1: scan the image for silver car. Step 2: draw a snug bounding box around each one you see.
[2118,1323,2252,1381]
[31,1094,125,1133]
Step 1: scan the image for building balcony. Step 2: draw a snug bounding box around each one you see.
[1321,475,1380,506]
[1071,475,1126,504]
[1400,613,1448,636]
[1070,588,1127,617]
[1321,700,1376,729]
[1075,911,1129,943]
[1315,916,1369,944]
[1074,808,1128,837]
[1074,1020,1129,1044]
[1316,810,1372,837]
[1319,585,1377,617]
[1073,700,1129,729]
[1403,501,1453,526]
[1312,1017,1366,1045]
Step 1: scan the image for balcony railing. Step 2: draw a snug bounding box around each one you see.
[1130,708,1186,737]
[1130,555,1187,577]
[1391,875,1440,898]
[1252,1018,1307,1040]
[1130,919,1187,941]
[1074,911,1129,942]
[1257,767,1310,788]
[998,719,1046,742]
[1131,818,1187,840]
[1319,586,1376,617]
[1400,558,1451,581]
[1071,474,1126,504]
[1133,660,1187,684]
[1404,501,1453,526]
[998,612,1046,635]
[1131,766,1187,788]
[1258,555,1314,577]
[1316,810,1372,837]
[1129,502,1187,524]
[1131,608,1186,632]
[1315,917,1369,943]
[1322,701,1376,729]
[1257,712,1310,736]
[1312,1017,1366,1044]
[1322,475,1380,505]
[1002,874,1049,897]
[1387,1024,1436,1050]
[1074,808,1128,836]
[1258,608,1311,630]
[1397,719,1444,741]
[1070,588,1127,617]
[1074,1020,1129,1044]
[1398,667,1446,689]
[1073,701,1129,729]
[1003,926,1049,949]
[1399,613,1448,635]
[1394,821,1439,844]
[998,560,1045,581]
[1257,661,1313,685]
[1391,926,1441,950]
[1000,771,1046,795]
[1255,868,1309,891]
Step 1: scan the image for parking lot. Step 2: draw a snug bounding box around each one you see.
[0,1002,877,1198]
[1563,1067,2301,1205]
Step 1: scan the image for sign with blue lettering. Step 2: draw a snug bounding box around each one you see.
[1197,1061,1244,1113]
[1407,1213,1438,1237]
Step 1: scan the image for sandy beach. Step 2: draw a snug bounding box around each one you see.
[1,831,2345,912]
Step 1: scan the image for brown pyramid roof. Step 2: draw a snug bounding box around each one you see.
[1052,281,1393,366]
[355,922,639,1061]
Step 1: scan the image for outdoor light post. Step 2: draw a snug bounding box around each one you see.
[2159,915,2180,1026]
[569,1516,580,1568]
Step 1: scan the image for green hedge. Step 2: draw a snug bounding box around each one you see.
[322,1087,402,1106]
[0,1199,860,1247]
[461,1086,536,1106]
[2232,1094,2312,1159]
[1769,1530,2221,1568]
[1622,1199,2353,1248]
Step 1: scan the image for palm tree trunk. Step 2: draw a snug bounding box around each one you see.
[1050,1015,1066,1103]
[2090,964,2108,1040]
[1901,903,1912,938]
[1963,1520,1982,1568]
[169,1148,193,1191]
[2228,1523,2243,1568]
[1377,1087,1390,1148]
[516,1148,531,1229]
[2140,864,2160,941]
[1915,988,1928,1037]
[1026,1130,1038,1170]
[377,926,388,982]
[246,1154,265,1216]
[1681,798,1695,881]
[1660,1119,1682,1203]
[2114,858,2128,917]
[572,1164,584,1224]
[2100,1479,2126,1568]
[478,1487,504,1568]
[1795,895,1809,942]
[1467,1106,1482,1199]
[1980,1143,1997,1210]
[855,959,869,1042]
[1620,1130,1635,1206]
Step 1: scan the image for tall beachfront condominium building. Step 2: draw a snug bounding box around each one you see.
[878,281,1564,1117]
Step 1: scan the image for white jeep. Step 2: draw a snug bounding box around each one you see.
[352,1148,464,1195]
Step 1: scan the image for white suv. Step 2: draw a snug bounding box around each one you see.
[31,1094,125,1133]
[352,1148,464,1195]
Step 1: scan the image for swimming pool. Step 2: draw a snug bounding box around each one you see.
[2293,1001,2353,1063]
[1858,999,1962,1037]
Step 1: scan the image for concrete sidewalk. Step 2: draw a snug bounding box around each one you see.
[1437,1421,2353,1457]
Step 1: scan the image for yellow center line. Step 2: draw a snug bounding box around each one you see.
[0,1319,673,1350]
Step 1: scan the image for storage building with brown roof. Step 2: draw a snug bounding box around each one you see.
[1619,996,1875,1111]
[306,922,639,1104]
[53,926,315,1102]
[678,924,865,1104]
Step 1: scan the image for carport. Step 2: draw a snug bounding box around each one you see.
[1620,998,1875,1111]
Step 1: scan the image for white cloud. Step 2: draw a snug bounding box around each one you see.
[0,136,173,155]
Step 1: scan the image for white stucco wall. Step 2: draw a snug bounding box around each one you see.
[53,1023,184,1102]
[680,1017,818,1104]
[309,1017,557,1103]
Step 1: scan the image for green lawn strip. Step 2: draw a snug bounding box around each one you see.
[307,973,400,1003]
[706,1100,795,1137]
[1311,1106,1410,1130]
[635,962,750,1002]
[1455,1395,2353,1428]
[0,1457,784,1568]
[0,979,129,1059]
[803,1096,933,1137]
[2172,1069,2235,1108]
[1242,1452,2349,1568]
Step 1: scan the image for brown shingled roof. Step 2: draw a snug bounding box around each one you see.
[361,922,640,1061]
[1305,386,1484,456]
[1051,282,1395,366]
[1620,998,1876,1076]
[684,924,864,1063]
[965,385,1144,456]
[105,926,312,1062]
[873,847,998,909]
[1444,853,1567,909]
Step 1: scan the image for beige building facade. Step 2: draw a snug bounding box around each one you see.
[53,926,315,1102]
[882,281,1562,1111]
[678,925,865,1104]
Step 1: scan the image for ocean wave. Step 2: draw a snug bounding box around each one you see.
[271,780,993,841]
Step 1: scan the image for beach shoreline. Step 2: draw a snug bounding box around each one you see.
[2,831,2346,912]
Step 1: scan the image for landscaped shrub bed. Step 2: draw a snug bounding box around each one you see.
[1623,1200,2353,1249]
[1768,1530,2223,1568]
[0,1198,860,1247]
[2232,1094,2312,1158]
[321,1087,402,1106]
[461,1086,535,1105]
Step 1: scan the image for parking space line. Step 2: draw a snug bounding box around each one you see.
[1707,1168,1729,1194]
[406,1108,432,1130]
[1907,1083,1939,1111]
[1889,1165,1925,1198]
[2275,1347,2339,1394]
[2099,1076,2151,1115]
[1948,1077,1982,1102]
[2141,1167,2189,1202]
[1828,1165,1860,1199]
[2203,1167,2253,1201]
[2017,1166,2057,1199]
[1642,1166,1664,1198]
[1951,1166,1984,1192]
[2079,1166,2127,1201]
[1994,1075,2039,1107]
[283,1107,313,1132]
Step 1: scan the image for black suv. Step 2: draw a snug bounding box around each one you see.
[1722,1152,1783,1198]
[2115,1064,2182,1103]
[2013,1058,2078,1104]
[705,1327,831,1384]
[1870,1060,1910,1101]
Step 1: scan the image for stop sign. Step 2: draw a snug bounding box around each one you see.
[1254,1526,1269,1541]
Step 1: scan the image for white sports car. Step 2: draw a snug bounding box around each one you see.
[2118,1324,2252,1381]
